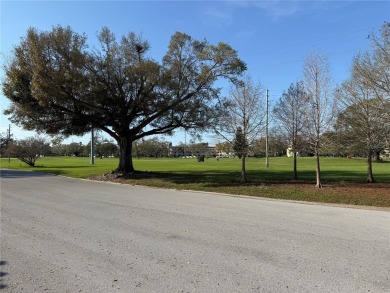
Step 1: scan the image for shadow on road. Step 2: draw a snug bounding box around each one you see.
[0,169,55,179]
[0,260,8,289]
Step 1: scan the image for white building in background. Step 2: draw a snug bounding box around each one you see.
[287,147,301,157]
[381,148,390,159]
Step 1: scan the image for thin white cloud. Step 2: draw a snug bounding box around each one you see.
[201,1,323,28]
[228,0,349,20]
[202,8,234,28]
[236,28,257,39]
[253,1,302,19]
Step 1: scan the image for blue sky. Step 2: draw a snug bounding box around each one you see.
[1,0,389,145]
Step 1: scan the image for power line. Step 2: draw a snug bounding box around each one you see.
[265,89,269,168]
[249,48,357,72]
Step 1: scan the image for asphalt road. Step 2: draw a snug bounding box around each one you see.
[0,169,389,292]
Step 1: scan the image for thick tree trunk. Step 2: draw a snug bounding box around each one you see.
[116,135,135,173]
[367,150,375,183]
[315,142,322,188]
[241,155,247,183]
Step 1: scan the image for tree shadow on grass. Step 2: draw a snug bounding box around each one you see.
[374,160,390,164]
[34,165,95,169]
[119,169,389,188]
[0,169,55,179]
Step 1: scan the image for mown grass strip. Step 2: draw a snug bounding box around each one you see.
[1,156,389,207]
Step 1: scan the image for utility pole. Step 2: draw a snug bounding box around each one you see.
[8,124,11,164]
[184,130,187,157]
[265,89,269,168]
[90,129,95,165]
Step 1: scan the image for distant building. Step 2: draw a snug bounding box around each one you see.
[168,143,216,158]
[381,148,389,159]
[287,147,301,157]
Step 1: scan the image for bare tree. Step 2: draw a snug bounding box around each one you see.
[273,81,307,180]
[215,76,265,183]
[6,136,51,167]
[0,131,13,157]
[354,22,390,131]
[353,22,390,101]
[336,69,390,183]
[334,23,390,182]
[303,53,335,188]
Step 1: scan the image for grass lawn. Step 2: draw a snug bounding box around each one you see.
[1,156,389,207]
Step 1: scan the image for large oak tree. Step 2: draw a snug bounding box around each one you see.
[2,26,246,173]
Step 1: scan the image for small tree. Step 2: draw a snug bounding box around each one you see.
[251,134,288,157]
[6,136,51,167]
[233,127,249,182]
[215,76,265,183]
[215,141,234,157]
[130,137,167,158]
[50,136,66,156]
[85,134,119,158]
[233,127,248,159]
[303,53,335,188]
[65,142,84,157]
[0,131,13,157]
[273,82,308,180]
[98,139,119,158]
